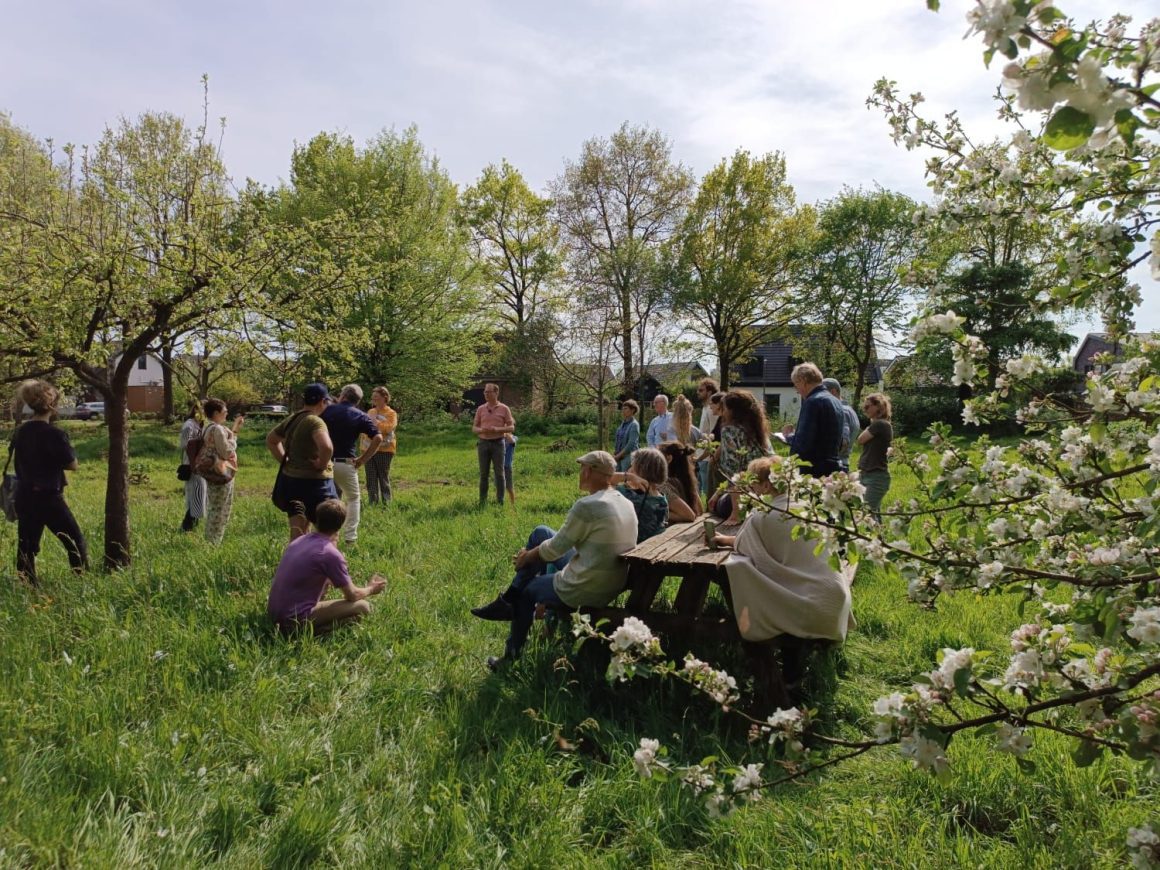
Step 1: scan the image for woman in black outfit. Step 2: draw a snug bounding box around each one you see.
[11,380,87,585]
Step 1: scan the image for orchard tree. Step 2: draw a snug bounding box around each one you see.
[0,110,346,568]
[551,123,693,394]
[563,4,1160,861]
[669,149,815,389]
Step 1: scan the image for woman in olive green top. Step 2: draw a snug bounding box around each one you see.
[266,383,338,540]
[857,392,893,521]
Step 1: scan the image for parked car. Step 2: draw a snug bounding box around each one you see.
[251,403,289,417]
[74,402,105,420]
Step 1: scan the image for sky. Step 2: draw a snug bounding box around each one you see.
[2,0,1156,353]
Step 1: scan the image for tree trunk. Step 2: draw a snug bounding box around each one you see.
[717,348,731,391]
[161,341,175,423]
[103,384,132,569]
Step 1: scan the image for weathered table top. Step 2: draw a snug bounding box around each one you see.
[623,514,741,573]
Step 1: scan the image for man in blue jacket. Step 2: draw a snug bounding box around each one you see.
[781,363,844,478]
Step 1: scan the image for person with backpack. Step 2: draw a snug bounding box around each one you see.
[198,398,244,545]
[9,379,88,586]
[177,402,206,533]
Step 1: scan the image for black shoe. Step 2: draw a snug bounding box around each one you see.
[486,655,506,672]
[471,595,514,621]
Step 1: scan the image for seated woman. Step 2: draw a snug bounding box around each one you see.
[656,441,699,523]
[713,457,853,644]
[610,447,669,543]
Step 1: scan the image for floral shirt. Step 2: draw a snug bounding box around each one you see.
[717,425,772,478]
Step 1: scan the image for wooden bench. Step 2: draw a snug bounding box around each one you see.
[546,515,809,709]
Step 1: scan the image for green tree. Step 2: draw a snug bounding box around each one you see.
[668,149,814,389]
[917,262,1075,389]
[551,123,693,393]
[461,160,561,327]
[804,187,920,403]
[275,129,482,414]
[0,110,342,568]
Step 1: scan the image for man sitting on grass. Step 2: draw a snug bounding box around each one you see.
[471,450,638,669]
[267,498,386,634]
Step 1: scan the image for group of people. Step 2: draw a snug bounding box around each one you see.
[468,366,893,668]
[7,363,893,663]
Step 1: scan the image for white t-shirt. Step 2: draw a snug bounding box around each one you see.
[541,488,638,607]
[699,405,719,438]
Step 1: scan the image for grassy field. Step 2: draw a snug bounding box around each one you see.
[0,419,1153,867]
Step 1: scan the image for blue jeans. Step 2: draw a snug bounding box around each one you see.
[504,525,573,658]
[860,469,891,519]
[697,459,710,501]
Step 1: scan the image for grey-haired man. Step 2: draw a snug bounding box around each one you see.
[471,450,638,668]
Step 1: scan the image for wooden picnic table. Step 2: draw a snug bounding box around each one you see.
[563,514,831,709]
[562,515,738,637]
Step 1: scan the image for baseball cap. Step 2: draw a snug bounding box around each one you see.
[303,383,330,404]
[821,378,841,393]
[576,450,616,475]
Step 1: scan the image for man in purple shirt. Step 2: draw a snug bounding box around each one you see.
[321,384,383,544]
[267,499,386,633]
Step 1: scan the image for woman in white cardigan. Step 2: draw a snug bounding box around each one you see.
[713,457,853,643]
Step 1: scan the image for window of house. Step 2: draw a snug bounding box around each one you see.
[764,394,780,418]
[137,357,148,370]
[740,356,764,378]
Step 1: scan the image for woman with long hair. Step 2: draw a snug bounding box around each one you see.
[657,440,699,523]
[200,398,244,545]
[670,395,702,447]
[178,401,206,532]
[857,392,893,520]
[712,389,773,488]
[10,380,87,585]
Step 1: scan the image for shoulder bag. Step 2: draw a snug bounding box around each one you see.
[270,412,307,511]
[1,430,17,523]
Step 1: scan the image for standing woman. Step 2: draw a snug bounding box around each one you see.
[365,386,397,506]
[178,402,206,532]
[670,395,703,448]
[711,390,772,498]
[201,398,244,545]
[857,393,893,520]
[613,400,640,473]
[10,380,88,585]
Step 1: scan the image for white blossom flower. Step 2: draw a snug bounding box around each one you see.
[1127,607,1160,645]
[731,763,763,799]
[1127,825,1159,870]
[966,0,1027,50]
[633,738,664,778]
[609,617,655,652]
[978,561,1005,588]
[899,733,949,775]
[932,647,975,690]
[1004,649,1045,691]
[995,722,1033,756]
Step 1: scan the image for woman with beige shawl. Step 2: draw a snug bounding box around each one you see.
[713,457,853,643]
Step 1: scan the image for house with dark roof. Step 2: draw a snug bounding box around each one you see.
[1073,332,1157,376]
[730,331,883,423]
[628,361,711,403]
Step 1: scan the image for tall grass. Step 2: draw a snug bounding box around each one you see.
[0,420,1153,866]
